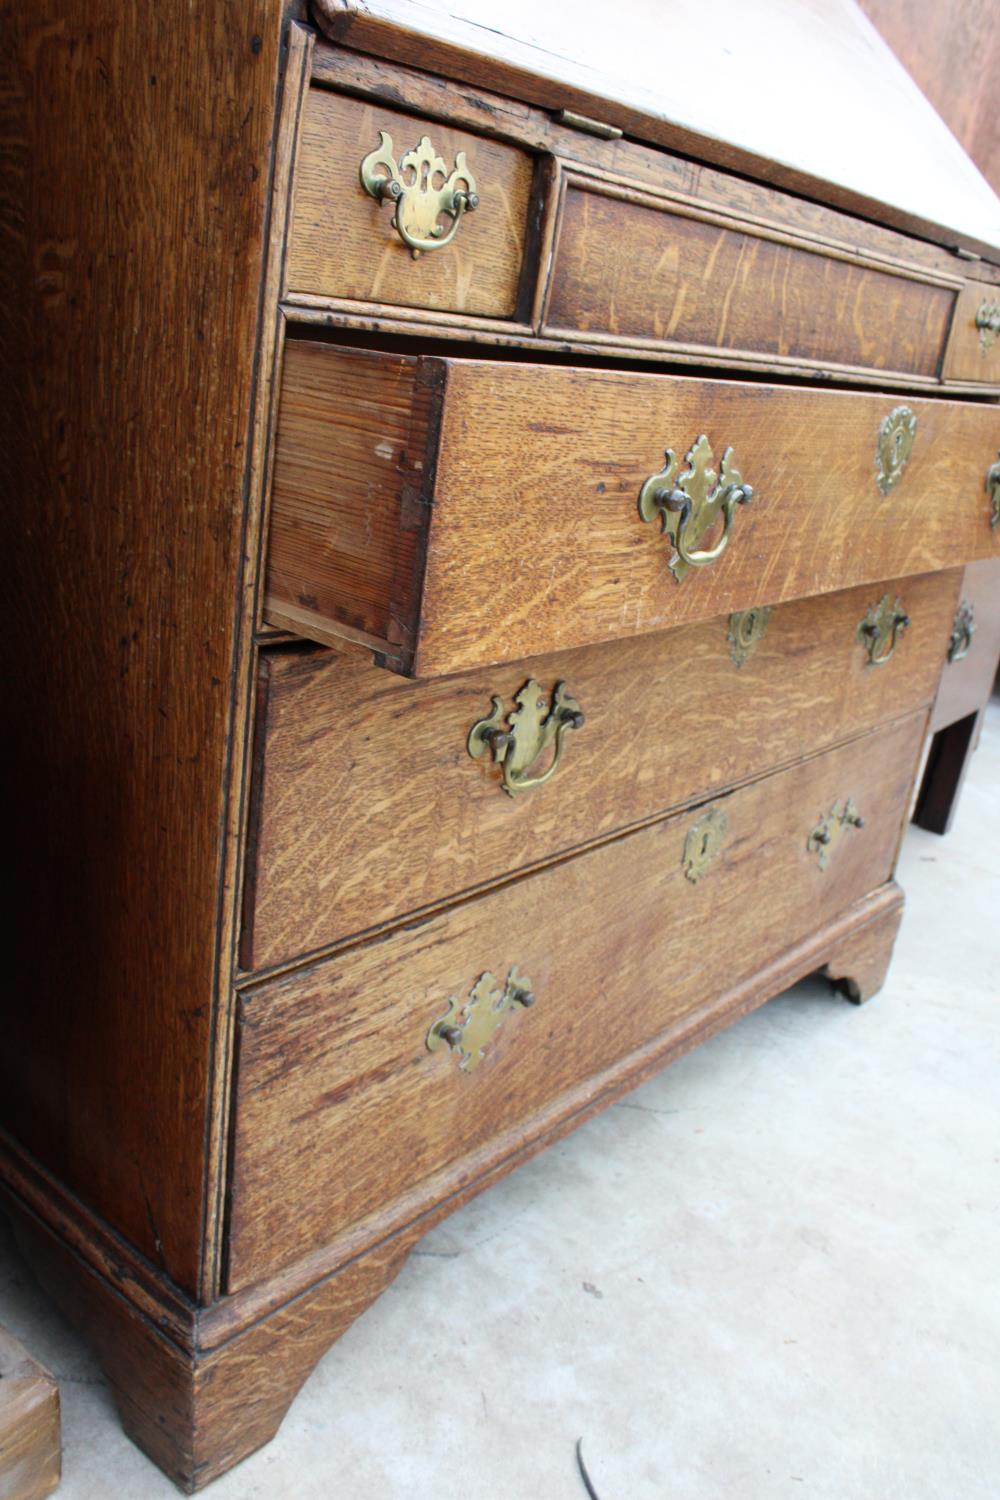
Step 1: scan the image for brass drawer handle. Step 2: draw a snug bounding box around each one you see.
[976,297,1000,354]
[468,678,584,797]
[808,799,864,870]
[988,452,1000,531]
[427,967,535,1072]
[639,434,752,583]
[856,593,910,667]
[875,406,917,496]
[359,130,479,258]
[948,599,975,663]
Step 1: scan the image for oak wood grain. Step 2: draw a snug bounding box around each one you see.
[265,341,1000,676]
[1,878,906,1489]
[0,1327,60,1500]
[0,2,282,1294]
[544,174,956,379]
[311,0,1000,258]
[244,570,959,973]
[286,87,535,317]
[228,713,925,1286]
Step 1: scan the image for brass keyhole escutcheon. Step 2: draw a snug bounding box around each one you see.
[875,406,917,496]
[359,130,479,257]
[639,433,752,583]
[682,807,727,883]
[808,799,864,870]
[728,606,771,667]
[857,594,910,667]
[426,967,535,1072]
[468,678,584,797]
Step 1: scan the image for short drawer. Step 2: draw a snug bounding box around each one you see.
[942,283,1000,386]
[227,711,925,1288]
[263,341,1000,677]
[285,88,536,319]
[542,169,959,383]
[930,558,1000,732]
[243,570,959,972]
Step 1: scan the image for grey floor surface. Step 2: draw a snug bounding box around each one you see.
[2,702,998,1499]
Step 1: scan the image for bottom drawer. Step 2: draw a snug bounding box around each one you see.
[227,712,925,1290]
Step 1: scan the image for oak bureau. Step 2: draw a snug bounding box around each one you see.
[3,1,1000,1490]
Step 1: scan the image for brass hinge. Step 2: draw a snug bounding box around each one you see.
[554,108,623,140]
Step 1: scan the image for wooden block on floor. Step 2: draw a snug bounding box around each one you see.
[0,1326,61,1500]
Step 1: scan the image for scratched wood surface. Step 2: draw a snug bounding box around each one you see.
[228,712,925,1286]
[941,282,1000,385]
[265,342,1000,676]
[0,4,282,1294]
[0,1327,60,1500]
[243,569,958,972]
[544,177,956,379]
[312,0,1000,257]
[286,87,535,316]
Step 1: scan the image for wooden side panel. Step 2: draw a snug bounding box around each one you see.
[544,179,956,379]
[265,341,441,658]
[286,88,535,316]
[930,558,1000,732]
[414,360,1000,676]
[0,6,281,1293]
[228,712,925,1287]
[941,281,1000,385]
[243,570,959,972]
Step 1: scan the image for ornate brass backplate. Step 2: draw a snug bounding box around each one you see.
[638,433,753,583]
[856,593,910,667]
[976,298,1000,355]
[808,799,864,871]
[682,807,727,883]
[468,678,584,797]
[988,452,1000,531]
[948,599,975,663]
[426,966,534,1072]
[727,606,771,667]
[359,130,479,257]
[875,406,917,496]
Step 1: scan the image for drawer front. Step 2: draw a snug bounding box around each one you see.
[264,341,1000,677]
[244,571,959,973]
[228,712,924,1288]
[942,282,1000,386]
[543,171,957,382]
[930,558,1000,732]
[286,89,535,319]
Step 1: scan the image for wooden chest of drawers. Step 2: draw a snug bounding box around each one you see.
[3,1,999,1491]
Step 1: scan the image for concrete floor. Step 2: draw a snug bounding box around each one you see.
[2,701,998,1499]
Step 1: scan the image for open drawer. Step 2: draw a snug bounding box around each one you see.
[263,340,1000,677]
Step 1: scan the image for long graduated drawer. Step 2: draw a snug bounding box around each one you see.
[227,710,925,1288]
[243,570,959,972]
[263,341,1000,676]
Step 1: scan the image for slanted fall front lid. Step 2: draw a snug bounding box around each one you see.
[314,0,1000,260]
